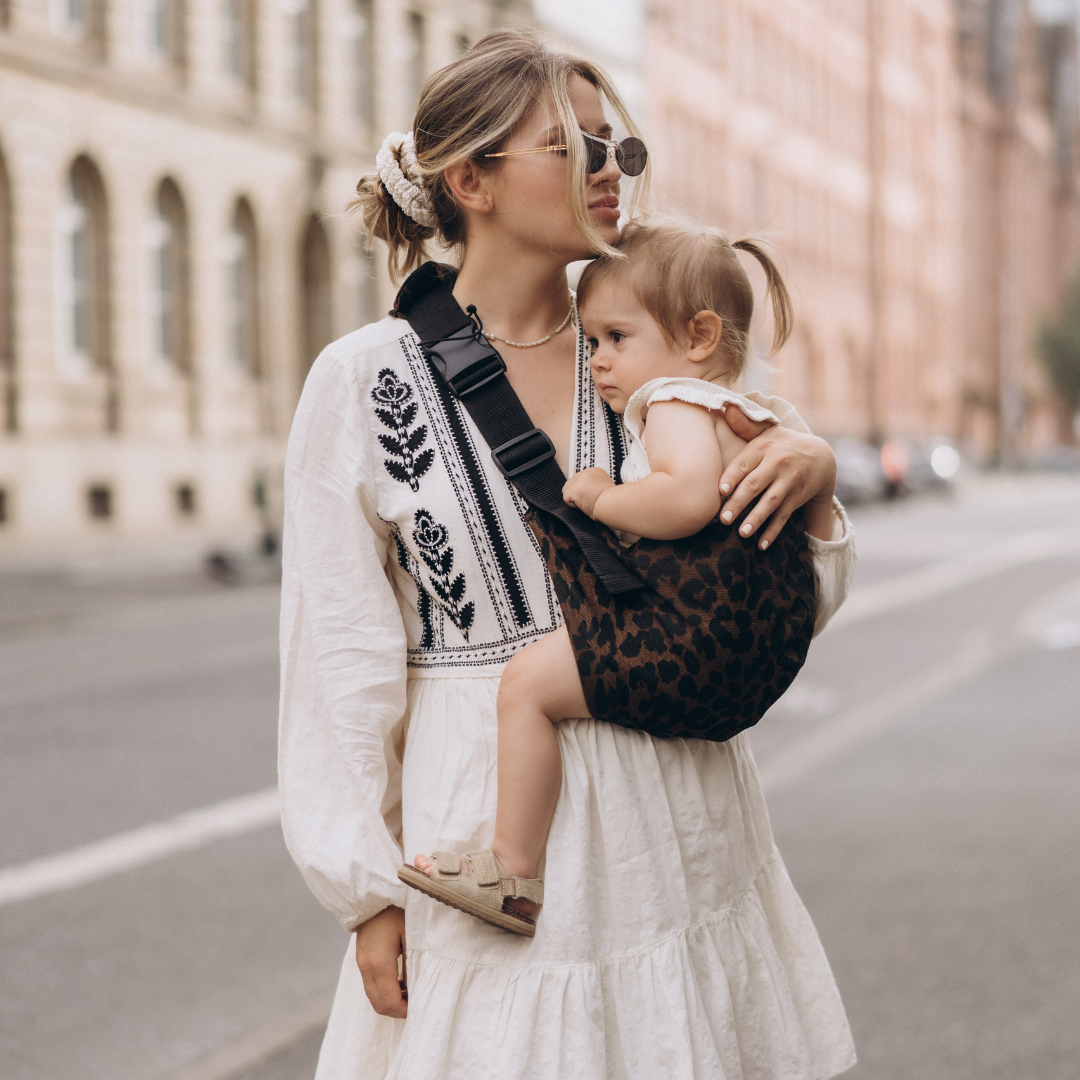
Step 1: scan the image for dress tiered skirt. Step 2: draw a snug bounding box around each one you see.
[314,676,856,1080]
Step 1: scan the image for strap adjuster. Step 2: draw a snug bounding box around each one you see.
[491,428,556,478]
[448,351,506,398]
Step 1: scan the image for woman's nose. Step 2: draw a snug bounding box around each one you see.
[591,148,621,186]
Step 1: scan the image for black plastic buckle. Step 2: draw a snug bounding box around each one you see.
[491,428,557,478]
[424,334,507,399]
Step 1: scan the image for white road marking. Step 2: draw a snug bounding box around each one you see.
[759,572,1080,794]
[758,633,1000,794]
[0,787,280,908]
[1040,620,1080,650]
[170,992,334,1080]
[4,527,1075,909]
[826,524,1080,632]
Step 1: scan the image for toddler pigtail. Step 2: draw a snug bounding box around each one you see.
[732,239,794,353]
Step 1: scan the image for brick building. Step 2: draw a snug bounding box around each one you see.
[645,0,1080,459]
[955,0,1080,460]
[0,0,529,557]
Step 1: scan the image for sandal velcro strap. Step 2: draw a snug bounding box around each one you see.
[433,851,460,876]
[466,850,500,887]
[502,876,544,905]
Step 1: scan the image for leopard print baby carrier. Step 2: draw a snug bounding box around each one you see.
[527,508,817,742]
[395,261,817,743]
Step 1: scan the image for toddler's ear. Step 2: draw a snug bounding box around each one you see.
[687,311,723,362]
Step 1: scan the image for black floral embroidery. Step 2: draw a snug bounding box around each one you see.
[412,509,475,639]
[371,369,434,491]
[395,533,436,649]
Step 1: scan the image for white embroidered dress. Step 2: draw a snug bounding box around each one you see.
[279,316,858,1080]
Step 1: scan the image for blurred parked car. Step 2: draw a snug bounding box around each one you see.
[830,436,962,504]
[831,437,889,505]
[880,437,962,496]
[1025,446,1080,472]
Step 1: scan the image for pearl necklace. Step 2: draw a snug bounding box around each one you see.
[483,302,575,348]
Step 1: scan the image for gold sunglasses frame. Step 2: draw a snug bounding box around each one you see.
[483,134,645,176]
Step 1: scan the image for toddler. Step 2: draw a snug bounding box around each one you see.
[400,221,835,935]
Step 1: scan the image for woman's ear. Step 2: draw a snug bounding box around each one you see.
[686,310,723,362]
[443,159,494,215]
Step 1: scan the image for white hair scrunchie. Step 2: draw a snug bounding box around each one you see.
[376,131,438,229]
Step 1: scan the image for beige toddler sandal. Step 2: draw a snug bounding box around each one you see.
[398,850,543,937]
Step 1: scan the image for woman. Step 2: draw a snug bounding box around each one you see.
[279,28,857,1080]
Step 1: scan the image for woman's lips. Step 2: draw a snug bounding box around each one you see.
[589,196,620,221]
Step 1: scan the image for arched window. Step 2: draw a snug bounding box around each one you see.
[147,178,191,374]
[300,214,332,382]
[51,0,90,38]
[55,156,115,427]
[346,0,374,127]
[284,0,318,108]
[0,150,13,432]
[142,0,185,67]
[57,157,110,376]
[50,0,105,55]
[225,197,260,376]
[223,0,256,89]
[406,10,425,114]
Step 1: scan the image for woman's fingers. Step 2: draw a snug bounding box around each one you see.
[721,406,773,444]
[719,425,834,543]
[718,447,769,522]
[731,476,792,540]
[717,438,768,501]
[355,947,396,1015]
[756,489,806,549]
[370,957,408,1018]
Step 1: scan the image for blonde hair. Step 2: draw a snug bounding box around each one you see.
[576,219,794,380]
[351,27,649,281]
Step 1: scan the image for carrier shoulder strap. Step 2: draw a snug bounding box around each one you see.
[392,262,645,595]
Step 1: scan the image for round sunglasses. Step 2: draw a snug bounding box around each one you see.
[484,132,648,177]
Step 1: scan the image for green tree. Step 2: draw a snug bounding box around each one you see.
[1037,270,1080,411]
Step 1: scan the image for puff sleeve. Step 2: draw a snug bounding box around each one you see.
[742,390,857,636]
[278,341,409,932]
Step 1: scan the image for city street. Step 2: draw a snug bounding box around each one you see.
[1,472,1078,1080]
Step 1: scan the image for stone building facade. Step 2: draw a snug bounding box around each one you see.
[0,0,529,558]
[955,0,1080,461]
[645,0,1080,458]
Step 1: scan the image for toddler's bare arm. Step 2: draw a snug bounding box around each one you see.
[563,401,727,540]
[713,406,749,474]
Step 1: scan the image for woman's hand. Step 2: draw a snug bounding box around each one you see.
[354,905,408,1018]
[563,467,615,519]
[718,410,836,549]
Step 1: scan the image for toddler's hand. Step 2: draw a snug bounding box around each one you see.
[563,468,614,519]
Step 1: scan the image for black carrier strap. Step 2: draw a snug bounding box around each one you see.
[393,262,645,595]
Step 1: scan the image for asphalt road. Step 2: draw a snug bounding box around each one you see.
[1,472,1078,1080]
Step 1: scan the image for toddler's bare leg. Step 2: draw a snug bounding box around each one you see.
[414,626,588,914]
[491,625,589,888]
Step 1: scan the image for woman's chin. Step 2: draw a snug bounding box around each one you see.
[594,217,622,243]
[546,221,619,264]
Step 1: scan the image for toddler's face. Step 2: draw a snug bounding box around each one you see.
[579,278,687,414]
